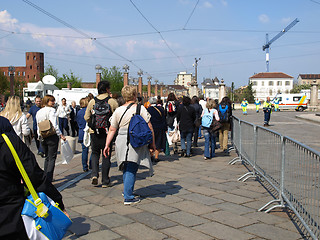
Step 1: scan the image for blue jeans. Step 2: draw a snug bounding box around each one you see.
[81,143,90,171]
[203,128,216,158]
[180,130,193,155]
[123,161,139,200]
[58,117,69,135]
[198,127,202,138]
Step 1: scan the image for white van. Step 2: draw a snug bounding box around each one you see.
[274,93,308,111]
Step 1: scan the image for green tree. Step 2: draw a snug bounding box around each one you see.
[242,82,255,103]
[14,76,26,97]
[290,83,311,93]
[101,66,123,94]
[55,71,82,89]
[44,64,59,79]
[0,72,9,95]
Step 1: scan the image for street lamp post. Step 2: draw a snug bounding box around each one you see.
[95,64,102,87]
[8,66,15,96]
[154,79,158,97]
[123,64,129,87]
[147,76,152,98]
[137,69,143,95]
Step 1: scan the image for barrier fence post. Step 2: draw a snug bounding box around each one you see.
[229,119,242,165]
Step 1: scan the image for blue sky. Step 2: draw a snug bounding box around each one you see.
[1,0,320,88]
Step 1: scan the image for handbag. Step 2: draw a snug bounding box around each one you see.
[2,133,72,240]
[194,117,201,128]
[38,120,56,139]
[209,119,222,134]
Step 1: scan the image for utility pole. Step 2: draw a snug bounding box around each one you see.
[193,58,201,85]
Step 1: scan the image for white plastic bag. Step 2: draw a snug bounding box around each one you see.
[166,131,173,146]
[83,124,91,147]
[61,139,74,164]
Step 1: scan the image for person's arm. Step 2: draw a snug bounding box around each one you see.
[103,126,117,157]
[21,114,30,136]
[84,99,94,122]
[26,113,31,119]
[148,121,156,151]
[213,109,220,121]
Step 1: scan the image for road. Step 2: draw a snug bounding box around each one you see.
[233,109,320,152]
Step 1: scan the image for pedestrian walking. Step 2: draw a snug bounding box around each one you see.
[218,97,232,155]
[69,100,79,137]
[165,93,179,154]
[198,96,206,139]
[57,98,70,136]
[77,98,91,172]
[273,97,280,111]
[191,96,203,147]
[263,97,272,127]
[254,98,261,113]
[36,95,66,182]
[177,96,196,157]
[103,85,156,205]
[0,96,30,142]
[201,99,220,160]
[147,97,166,163]
[84,81,118,188]
[26,95,44,157]
[241,98,248,115]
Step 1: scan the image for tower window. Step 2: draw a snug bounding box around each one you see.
[33,56,36,60]
[30,65,32,70]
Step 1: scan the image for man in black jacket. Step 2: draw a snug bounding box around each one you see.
[0,116,66,239]
[69,100,80,137]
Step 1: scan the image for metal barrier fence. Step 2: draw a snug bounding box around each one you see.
[231,116,320,239]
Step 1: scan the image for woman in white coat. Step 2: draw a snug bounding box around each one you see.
[0,96,30,141]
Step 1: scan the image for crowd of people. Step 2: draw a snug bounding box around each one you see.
[0,80,235,238]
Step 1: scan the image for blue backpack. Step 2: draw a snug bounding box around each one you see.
[201,109,213,128]
[128,104,153,148]
[218,104,230,123]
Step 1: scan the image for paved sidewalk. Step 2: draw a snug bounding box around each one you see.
[50,139,306,240]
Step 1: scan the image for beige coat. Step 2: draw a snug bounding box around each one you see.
[84,93,119,134]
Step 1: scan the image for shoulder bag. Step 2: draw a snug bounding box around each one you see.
[2,133,72,240]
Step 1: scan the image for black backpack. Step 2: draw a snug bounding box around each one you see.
[218,103,231,123]
[88,97,112,134]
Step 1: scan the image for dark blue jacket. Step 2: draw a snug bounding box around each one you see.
[147,105,167,130]
[76,107,87,143]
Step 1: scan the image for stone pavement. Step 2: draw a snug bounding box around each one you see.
[49,138,307,240]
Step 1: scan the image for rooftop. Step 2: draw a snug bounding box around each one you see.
[250,72,293,79]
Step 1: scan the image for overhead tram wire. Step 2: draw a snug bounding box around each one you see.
[22,0,146,74]
[183,0,200,29]
[129,0,187,69]
[0,33,14,40]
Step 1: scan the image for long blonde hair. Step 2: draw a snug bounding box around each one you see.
[0,96,23,124]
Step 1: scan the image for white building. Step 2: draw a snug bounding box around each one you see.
[249,72,293,101]
[201,77,220,99]
[174,71,193,89]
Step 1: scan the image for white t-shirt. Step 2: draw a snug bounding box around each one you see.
[110,104,151,129]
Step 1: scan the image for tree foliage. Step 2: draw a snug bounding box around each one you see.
[290,83,311,93]
[0,72,9,95]
[101,66,123,94]
[44,64,82,89]
[242,82,255,103]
